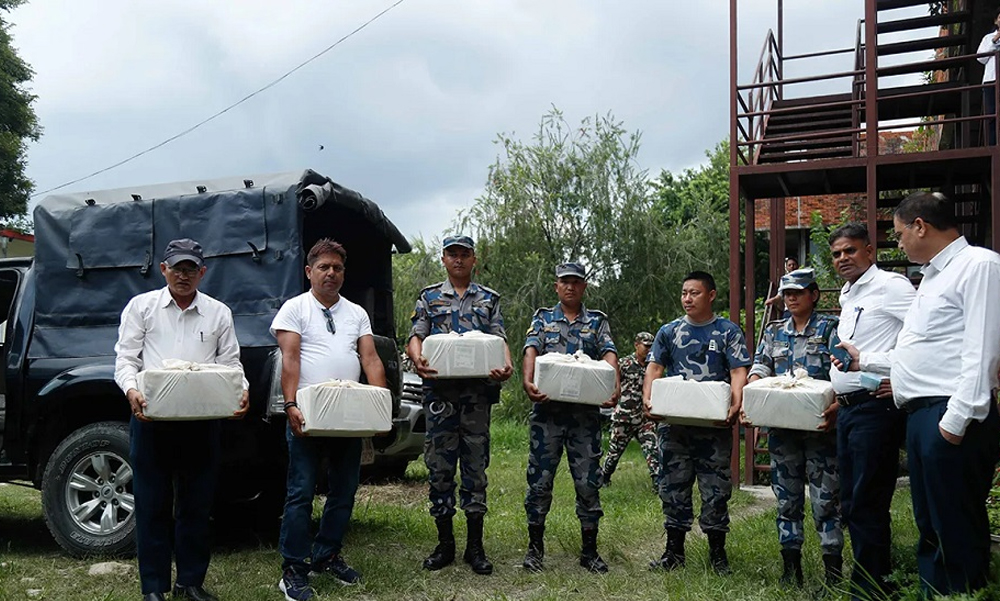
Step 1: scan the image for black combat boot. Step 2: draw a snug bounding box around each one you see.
[522,523,545,572]
[422,516,455,571]
[649,528,686,571]
[579,526,608,573]
[707,531,730,575]
[780,548,804,587]
[822,553,843,590]
[462,513,493,575]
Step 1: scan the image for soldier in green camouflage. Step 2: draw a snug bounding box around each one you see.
[602,332,660,489]
[746,268,843,589]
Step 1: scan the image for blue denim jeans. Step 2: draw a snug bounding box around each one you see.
[278,424,362,574]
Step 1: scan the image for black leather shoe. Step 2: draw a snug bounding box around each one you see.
[142,594,167,601]
[171,585,218,601]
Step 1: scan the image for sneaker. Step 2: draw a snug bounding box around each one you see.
[311,555,361,585]
[278,569,314,601]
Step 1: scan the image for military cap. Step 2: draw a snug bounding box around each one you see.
[778,267,817,292]
[635,331,654,345]
[163,238,204,268]
[555,262,587,280]
[442,235,475,250]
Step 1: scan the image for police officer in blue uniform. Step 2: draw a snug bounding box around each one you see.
[521,262,619,573]
[746,268,843,588]
[407,235,514,575]
[642,271,750,576]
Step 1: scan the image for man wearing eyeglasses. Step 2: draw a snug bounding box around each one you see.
[826,223,914,600]
[407,235,514,576]
[271,238,387,601]
[114,238,249,601]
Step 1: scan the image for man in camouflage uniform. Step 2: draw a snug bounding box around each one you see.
[642,271,750,576]
[407,235,514,575]
[746,268,843,588]
[602,331,660,488]
[521,262,619,573]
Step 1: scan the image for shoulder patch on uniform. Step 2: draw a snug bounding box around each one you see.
[588,309,608,318]
[420,282,445,293]
[478,284,500,297]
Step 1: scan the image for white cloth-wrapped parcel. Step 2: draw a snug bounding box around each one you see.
[742,369,835,431]
[423,331,506,378]
[649,376,731,427]
[137,359,243,420]
[297,379,392,437]
[534,351,616,406]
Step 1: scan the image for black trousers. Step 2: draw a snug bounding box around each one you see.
[130,418,221,595]
[837,395,905,600]
[906,397,1000,596]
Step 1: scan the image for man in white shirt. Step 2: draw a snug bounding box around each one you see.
[978,8,1000,144]
[114,238,249,601]
[273,238,386,601]
[827,224,914,600]
[842,192,1000,595]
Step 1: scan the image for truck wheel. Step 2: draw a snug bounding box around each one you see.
[41,421,136,557]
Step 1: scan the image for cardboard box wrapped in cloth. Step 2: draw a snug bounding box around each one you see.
[533,351,616,406]
[422,331,506,378]
[297,380,392,437]
[649,376,731,427]
[742,369,835,431]
[137,359,244,420]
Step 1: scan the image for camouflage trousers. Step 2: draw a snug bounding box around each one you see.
[768,428,843,553]
[657,423,732,533]
[525,404,604,528]
[423,383,492,518]
[602,418,660,481]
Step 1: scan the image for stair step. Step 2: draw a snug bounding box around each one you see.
[766,117,854,133]
[771,93,853,109]
[877,10,970,34]
[757,147,853,163]
[761,136,855,152]
[877,34,968,57]
[767,109,853,126]
[877,0,940,10]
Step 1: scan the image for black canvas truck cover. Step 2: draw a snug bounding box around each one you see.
[30,169,410,360]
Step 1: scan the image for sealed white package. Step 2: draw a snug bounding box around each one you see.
[533,351,616,406]
[297,380,392,437]
[742,369,835,431]
[649,376,731,427]
[423,331,506,378]
[137,359,243,421]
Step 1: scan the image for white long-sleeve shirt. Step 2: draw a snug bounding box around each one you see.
[860,237,1000,437]
[114,287,248,394]
[978,30,1000,83]
[829,264,915,394]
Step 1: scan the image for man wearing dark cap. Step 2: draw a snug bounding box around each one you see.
[407,235,514,576]
[522,262,619,573]
[114,239,249,601]
[602,331,661,490]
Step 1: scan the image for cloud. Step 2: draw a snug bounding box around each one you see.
[10,0,895,242]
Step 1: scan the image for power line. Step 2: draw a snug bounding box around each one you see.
[32,0,407,198]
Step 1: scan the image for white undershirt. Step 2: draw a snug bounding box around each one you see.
[270,291,373,389]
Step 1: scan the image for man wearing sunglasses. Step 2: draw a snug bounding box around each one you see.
[271,239,387,601]
[407,235,514,576]
[114,238,249,601]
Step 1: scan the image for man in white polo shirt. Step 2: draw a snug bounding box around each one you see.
[272,238,387,601]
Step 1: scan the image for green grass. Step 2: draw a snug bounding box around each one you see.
[0,420,997,600]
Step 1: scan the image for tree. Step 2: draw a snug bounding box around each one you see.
[391,237,445,343]
[456,108,675,418]
[0,0,40,218]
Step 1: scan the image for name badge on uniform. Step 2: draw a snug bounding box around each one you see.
[708,340,719,352]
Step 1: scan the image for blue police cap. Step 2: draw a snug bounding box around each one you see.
[778,267,817,292]
[442,235,475,250]
[555,262,587,280]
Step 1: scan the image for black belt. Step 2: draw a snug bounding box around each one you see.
[902,396,948,414]
[836,389,877,407]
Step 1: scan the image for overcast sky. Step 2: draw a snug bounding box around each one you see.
[10,0,929,243]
